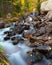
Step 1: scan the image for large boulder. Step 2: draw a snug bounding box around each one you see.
[41,0,52,11]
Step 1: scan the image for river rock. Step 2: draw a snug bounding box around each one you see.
[45,40,52,45]
[37,46,51,51]
[36,46,51,56]
[29,36,36,43]
[11,35,24,45]
[22,23,30,30]
[26,50,43,64]
[14,25,24,34]
[23,30,32,38]
[49,51,52,59]
[43,11,52,22]
[4,31,10,34]
[11,37,19,45]
[45,51,52,59]
[5,23,11,28]
[4,36,10,40]
[7,30,16,36]
[41,0,52,11]
[25,16,33,22]
[46,25,52,34]
[12,39,18,45]
[39,27,46,35]
[0,22,5,29]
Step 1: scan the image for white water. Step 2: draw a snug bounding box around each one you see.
[0,27,51,65]
[0,27,31,65]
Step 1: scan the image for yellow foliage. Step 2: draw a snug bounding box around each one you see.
[21,0,25,6]
[13,0,47,12]
[28,0,47,12]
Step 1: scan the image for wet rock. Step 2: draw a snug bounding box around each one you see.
[4,36,10,40]
[0,22,5,29]
[12,23,29,34]
[5,23,11,28]
[42,35,52,42]
[36,46,52,56]
[12,39,19,45]
[34,31,43,37]
[25,16,32,22]
[45,40,52,45]
[49,51,52,59]
[39,27,46,35]
[44,51,52,59]
[11,35,24,45]
[4,31,10,34]
[34,27,46,37]
[14,21,18,26]
[37,46,51,51]
[33,21,41,28]
[18,19,24,24]
[23,30,32,38]
[11,37,19,45]
[30,11,39,17]
[28,36,44,47]
[29,36,36,43]
[26,50,43,64]
[46,25,52,34]
[14,25,24,34]
[20,23,30,30]
[7,30,16,36]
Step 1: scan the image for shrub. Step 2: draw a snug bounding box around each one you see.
[36,0,41,13]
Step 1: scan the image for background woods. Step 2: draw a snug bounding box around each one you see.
[0,0,46,17]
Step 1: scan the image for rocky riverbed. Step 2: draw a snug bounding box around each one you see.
[0,11,52,65]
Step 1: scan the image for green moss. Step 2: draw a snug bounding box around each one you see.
[0,44,4,52]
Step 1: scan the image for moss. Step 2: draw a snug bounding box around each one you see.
[0,44,4,52]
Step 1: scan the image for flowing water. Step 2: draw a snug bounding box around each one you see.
[0,26,51,65]
[0,27,31,65]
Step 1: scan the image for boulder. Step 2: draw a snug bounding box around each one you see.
[41,0,52,11]
[45,51,52,59]
[36,45,52,57]
[5,23,11,28]
[4,36,10,40]
[44,11,52,21]
[11,35,24,45]
[26,50,43,64]
[25,16,32,22]
[0,22,5,29]
[23,30,32,38]
[14,25,24,34]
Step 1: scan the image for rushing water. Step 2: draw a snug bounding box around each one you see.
[0,27,51,65]
[0,27,31,65]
